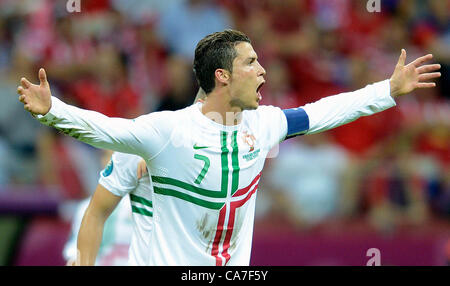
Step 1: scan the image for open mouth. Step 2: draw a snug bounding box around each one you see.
[256,81,265,101]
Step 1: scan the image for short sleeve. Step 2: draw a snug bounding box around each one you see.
[98,152,142,197]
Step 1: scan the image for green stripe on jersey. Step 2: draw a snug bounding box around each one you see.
[152,176,224,198]
[231,130,240,195]
[220,131,229,197]
[131,206,153,217]
[153,186,225,210]
[130,194,153,208]
[150,131,239,210]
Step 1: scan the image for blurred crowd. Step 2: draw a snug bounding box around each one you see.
[0,0,449,235]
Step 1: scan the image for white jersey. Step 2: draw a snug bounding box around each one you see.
[98,152,153,266]
[38,80,394,265]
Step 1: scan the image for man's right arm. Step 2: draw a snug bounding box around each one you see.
[17,68,168,159]
[36,96,164,158]
[77,184,122,266]
[76,152,142,266]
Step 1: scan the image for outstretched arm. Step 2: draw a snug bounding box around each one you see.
[17,69,167,159]
[283,50,441,138]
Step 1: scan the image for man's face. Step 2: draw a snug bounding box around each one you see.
[228,42,266,110]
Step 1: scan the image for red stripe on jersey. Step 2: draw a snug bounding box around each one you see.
[232,173,261,197]
[222,181,260,264]
[211,205,227,266]
[211,173,261,265]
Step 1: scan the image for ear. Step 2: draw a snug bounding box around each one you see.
[214,69,231,85]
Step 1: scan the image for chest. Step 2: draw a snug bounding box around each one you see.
[148,127,267,200]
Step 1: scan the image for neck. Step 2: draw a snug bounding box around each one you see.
[201,89,242,126]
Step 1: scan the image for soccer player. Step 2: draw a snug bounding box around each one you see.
[72,89,206,266]
[17,30,441,266]
[65,152,151,266]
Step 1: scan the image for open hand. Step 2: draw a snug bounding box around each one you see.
[17,68,52,115]
[390,49,441,98]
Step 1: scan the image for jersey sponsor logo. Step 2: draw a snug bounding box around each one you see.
[241,131,256,152]
[193,143,210,150]
[102,159,114,177]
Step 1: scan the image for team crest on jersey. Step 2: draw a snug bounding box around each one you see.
[242,131,256,152]
[102,159,114,177]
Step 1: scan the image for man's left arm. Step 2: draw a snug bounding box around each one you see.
[283,50,441,138]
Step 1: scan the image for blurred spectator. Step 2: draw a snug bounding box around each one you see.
[0,16,13,72]
[312,0,350,32]
[0,50,43,185]
[63,196,132,266]
[157,0,232,60]
[126,21,168,111]
[263,133,356,228]
[357,123,448,233]
[155,55,197,111]
[259,58,300,108]
[329,53,403,156]
[69,44,143,118]
[111,0,178,24]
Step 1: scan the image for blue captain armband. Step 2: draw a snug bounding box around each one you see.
[282,108,310,140]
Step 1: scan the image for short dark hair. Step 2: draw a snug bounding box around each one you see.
[193,29,251,94]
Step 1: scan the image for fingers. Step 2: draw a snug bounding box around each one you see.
[410,54,433,68]
[397,49,406,67]
[416,82,436,89]
[20,68,48,88]
[418,72,441,82]
[20,77,32,88]
[23,101,33,112]
[39,68,48,86]
[417,71,441,89]
[417,64,441,74]
[18,86,27,103]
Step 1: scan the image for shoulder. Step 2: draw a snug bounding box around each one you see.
[243,105,288,145]
[135,105,193,127]
[244,105,285,122]
[100,152,142,194]
[100,152,142,184]
[111,152,143,170]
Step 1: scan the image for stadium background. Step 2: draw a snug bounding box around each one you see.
[0,0,448,266]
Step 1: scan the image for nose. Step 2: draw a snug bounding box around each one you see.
[257,61,266,77]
